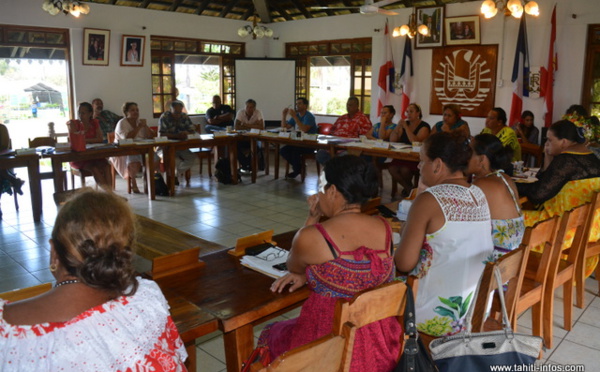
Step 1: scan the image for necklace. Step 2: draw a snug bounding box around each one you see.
[54,279,80,288]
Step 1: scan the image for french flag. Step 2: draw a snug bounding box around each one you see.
[509,16,530,126]
[399,36,413,120]
[377,20,395,117]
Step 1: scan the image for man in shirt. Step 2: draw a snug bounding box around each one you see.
[205,95,234,133]
[92,98,122,140]
[158,100,197,183]
[235,99,264,172]
[481,107,522,161]
[316,96,372,164]
[280,97,317,179]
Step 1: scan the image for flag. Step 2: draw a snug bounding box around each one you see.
[509,16,530,126]
[377,20,395,117]
[399,36,414,120]
[541,4,557,127]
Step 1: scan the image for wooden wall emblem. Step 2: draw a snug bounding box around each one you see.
[431,44,498,117]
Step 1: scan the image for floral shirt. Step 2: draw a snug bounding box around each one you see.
[331,111,372,138]
[95,110,122,139]
[0,279,187,371]
[158,111,195,135]
[481,126,522,161]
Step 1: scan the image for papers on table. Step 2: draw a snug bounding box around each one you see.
[512,168,539,183]
[240,247,289,279]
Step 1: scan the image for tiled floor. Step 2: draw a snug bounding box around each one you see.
[1,155,599,371]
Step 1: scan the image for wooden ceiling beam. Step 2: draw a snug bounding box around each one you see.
[168,0,183,11]
[269,2,292,21]
[194,0,211,15]
[290,0,313,19]
[253,0,271,23]
[219,0,242,17]
[138,0,151,9]
[241,7,255,20]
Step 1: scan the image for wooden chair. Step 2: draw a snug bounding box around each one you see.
[30,136,68,189]
[541,203,591,348]
[513,216,559,344]
[576,192,600,308]
[1,123,21,212]
[520,143,544,167]
[471,246,531,333]
[190,147,213,178]
[253,323,356,372]
[333,280,408,370]
[0,282,52,302]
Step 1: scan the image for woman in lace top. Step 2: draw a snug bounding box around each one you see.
[395,132,493,341]
[517,120,600,205]
[0,190,187,371]
[468,134,524,259]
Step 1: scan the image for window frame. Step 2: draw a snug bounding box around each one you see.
[582,24,600,117]
[286,38,372,116]
[150,36,244,118]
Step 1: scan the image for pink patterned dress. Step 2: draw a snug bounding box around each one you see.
[258,217,401,372]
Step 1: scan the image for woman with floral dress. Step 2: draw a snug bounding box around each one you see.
[395,132,493,344]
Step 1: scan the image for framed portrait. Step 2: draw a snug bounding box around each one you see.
[445,16,480,46]
[121,35,145,67]
[83,28,110,66]
[415,5,445,49]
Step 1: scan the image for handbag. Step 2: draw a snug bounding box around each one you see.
[429,267,544,372]
[240,346,271,372]
[394,284,438,372]
[68,120,86,152]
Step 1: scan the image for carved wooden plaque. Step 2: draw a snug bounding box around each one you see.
[430,44,498,117]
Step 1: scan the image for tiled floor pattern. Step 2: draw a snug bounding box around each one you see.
[1,155,599,371]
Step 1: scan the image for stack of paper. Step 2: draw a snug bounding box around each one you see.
[240,247,289,279]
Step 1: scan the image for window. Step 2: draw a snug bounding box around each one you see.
[582,25,600,117]
[150,36,243,117]
[0,25,72,148]
[287,38,372,115]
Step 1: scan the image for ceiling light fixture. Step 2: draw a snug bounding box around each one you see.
[42,0,90,17]
[237,15,273,40]
[392,9,429,39]
[481,0,539,19]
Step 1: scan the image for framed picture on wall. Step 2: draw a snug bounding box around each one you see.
[445,16,480,46]
[121,35,145,66]
[83,28,110,66]
[415,5,445,49]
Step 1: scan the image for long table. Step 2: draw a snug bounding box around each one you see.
[155,230,310,372]
[45,143,158,199]
[0,153,42,221]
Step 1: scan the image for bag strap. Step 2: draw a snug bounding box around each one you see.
[464,266,513,336]
[404,283,417,337]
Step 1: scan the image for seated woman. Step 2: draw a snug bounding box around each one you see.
[480,107,521,161]
[257,155,401,372]
[431,103,470,138]
[388,103,431,197]
[395,132,493,343]
[512,110,539,145]
[366,105,396,141]
[67,102,112,189]
[110,102,157,193]
[468,134,524,260]
[0,190,187,370]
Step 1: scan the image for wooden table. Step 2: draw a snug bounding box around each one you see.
[155,230,310,372]
[0,153,42,221]
[135,215,227,260]
[163,134,239,196]
[45,143,157,200]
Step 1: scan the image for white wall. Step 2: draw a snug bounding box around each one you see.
[1,0,599,130]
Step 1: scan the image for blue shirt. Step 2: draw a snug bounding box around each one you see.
[371,122,397,139]
[287,111,317,134]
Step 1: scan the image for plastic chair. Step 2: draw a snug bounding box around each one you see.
[318,123,333,135]
[575,192,600,308]
[513,216,559,344]
[29,137,68,189]
[471,246,531,333]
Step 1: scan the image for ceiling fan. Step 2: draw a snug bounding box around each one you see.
[310,0,401,16]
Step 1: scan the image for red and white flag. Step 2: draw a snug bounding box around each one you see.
[540,4,557,127]
[377,20,395,117]
[399,36,413,120]
[509,16,530,126]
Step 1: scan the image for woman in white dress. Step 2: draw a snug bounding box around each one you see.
[111,102,155,193]
[395,132,493,345]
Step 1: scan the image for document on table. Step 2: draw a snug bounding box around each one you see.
[240,247,289,279]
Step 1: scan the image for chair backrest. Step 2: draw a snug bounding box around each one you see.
[520,143,543,167]
[471,246,530,332]
[259,323,355,372]
[318,123,333,135]
[584,191,600,246]
[0,123,10,150]
[29,136,57,148]
[519,216,560,284]
[0,282,52,302]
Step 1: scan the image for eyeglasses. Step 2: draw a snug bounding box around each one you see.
[256,247,286,261]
